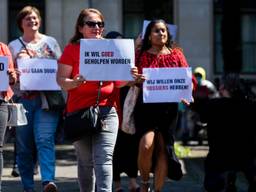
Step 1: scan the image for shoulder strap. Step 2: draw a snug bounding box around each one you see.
[0,43,5,54]
[18,38,32,58]
[95,81,102,107]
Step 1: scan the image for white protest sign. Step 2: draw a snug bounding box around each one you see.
[17,58,61,90]
[143,67,192,103]
[80,39,134,81]
[142,20,177,40]
[0,56,8,91]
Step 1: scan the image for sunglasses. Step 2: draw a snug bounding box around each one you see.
[84,21,104,28]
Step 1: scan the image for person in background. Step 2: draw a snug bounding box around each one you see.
[57,9,138,192]
[202,74,256,192]
[105,31,140,192]
[8,6,61,192]
[0,42,17,192]
[193,67,219,99]
[183,66,219,145]
[133,19,193,192]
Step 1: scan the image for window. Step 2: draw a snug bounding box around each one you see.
[241,14,256,73]
[214,0,256,74]
[123,0,174,38]
[214,14,224,73]
[8,0,45,42]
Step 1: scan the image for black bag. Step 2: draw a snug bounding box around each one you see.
[63,106,101,142]
[44,91,65,111]
[166,144,183,180]
[63,81,103,142]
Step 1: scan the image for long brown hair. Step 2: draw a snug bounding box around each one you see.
[140,19,173,53]
[70,8,104,44]
[16,6,41,33]
[138,19,179,61]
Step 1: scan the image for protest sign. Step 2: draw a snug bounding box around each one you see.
[143,67,192,103]
[0,56,8,91]
[17,58,61,90]
[80,39,134,81]
[142,20,177,40]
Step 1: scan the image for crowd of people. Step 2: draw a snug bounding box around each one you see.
[0,4,255,192]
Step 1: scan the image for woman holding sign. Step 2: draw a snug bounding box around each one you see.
[0,42,17,192]
[57,8,137,192]
[8,6,61,192]
[134,19,193,192]
[105,31,140,192]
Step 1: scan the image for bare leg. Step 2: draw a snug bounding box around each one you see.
[138,131,155,192]
[154,133,168,192]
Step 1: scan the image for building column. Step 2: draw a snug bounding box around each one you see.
[46,0,91,49]
[174,0,213,80]
[46,0,63,48]
[92,0,123,35]
[0,0,8,43]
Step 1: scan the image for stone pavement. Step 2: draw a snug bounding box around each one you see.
[2,143,249,192]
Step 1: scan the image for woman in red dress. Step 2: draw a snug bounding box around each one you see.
[134,19,193,192]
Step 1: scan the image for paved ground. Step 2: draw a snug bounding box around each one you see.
[2,143,249,192]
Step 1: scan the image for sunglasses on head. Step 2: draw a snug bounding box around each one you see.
[84,21,104,28]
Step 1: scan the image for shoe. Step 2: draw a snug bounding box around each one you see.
[43,182,58,192]
[11,166,20,177]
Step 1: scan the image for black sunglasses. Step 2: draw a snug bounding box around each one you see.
[84,21,104,28]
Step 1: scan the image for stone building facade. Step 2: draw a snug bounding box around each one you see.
[1,0,255,81]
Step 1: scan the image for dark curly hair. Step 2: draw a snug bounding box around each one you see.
[140,19,173,54]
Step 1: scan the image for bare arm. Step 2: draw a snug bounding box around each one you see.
[56,63,86,91]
